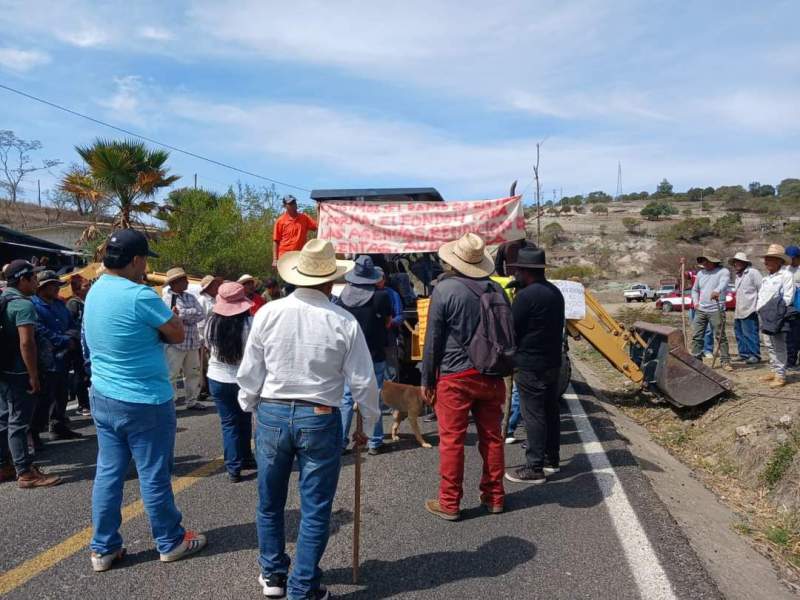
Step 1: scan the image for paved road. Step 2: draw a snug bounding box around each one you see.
[0,373,722,599]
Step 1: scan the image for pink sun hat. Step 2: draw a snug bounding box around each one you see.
[213,282,254,317]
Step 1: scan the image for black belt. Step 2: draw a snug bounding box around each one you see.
[262,398,328,408]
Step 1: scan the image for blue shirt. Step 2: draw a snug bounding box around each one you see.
[84,274,175,404]
[32,295,75,372]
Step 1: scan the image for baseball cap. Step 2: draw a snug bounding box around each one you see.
[36,270,67,287]
[786,245,800,258]
[4,260,43,282]
[281,195,298,206]
[105,229,159,260]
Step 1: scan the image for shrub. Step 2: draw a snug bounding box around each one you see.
[541,222,566,247]
[591,204,608,215]
[641,201,678,220]
[658,217,713,243]
[548,264,595,281]
[712,213,744,242]
[622,217,642,234]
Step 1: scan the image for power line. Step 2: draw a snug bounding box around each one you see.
[0,82,310,193]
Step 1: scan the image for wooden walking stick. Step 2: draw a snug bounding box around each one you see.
[680,257,688,350]
[352,406,363,584]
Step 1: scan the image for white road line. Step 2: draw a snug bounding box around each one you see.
[564,387,678,600]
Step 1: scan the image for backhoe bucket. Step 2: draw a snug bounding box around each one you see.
[630,322,732,407]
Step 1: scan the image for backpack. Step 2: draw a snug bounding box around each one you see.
[0,293,32,370]
[454,278,516,377]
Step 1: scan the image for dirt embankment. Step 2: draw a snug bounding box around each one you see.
[572,302,800,589]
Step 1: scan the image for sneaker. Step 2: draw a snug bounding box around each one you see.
[258,572,287,598]
[91,548,126,572]
[367,447,380,456]
[228,472,242,483]
[479,493,504,514]
[521,441,528,450]
[543,463,560,475]
[746,356,761,365]
[769,377,787,389]
[159,531,207,562]
[77,408,92,417]
[505,466,546,485]
[0,462,16,483]
[186,403,206,411]
[424,499,460,521]
[505,436,519,445]
[423,413,437,423]
[304,586,330,600]
[704,352,714,359]
[49,424,83,440]
[17,466,62,488]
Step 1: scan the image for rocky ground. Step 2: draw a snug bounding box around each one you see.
[571,300,800,590]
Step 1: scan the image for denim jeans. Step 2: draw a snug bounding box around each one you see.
[516,367,561,470]
[90,388,185,556]
[788,318,800,368]
[208,378,253,476]
[507,383,521,436]
[0,374,35,475]
[256,401,342,600]
[341,360,385,449]
[734,313,761,360]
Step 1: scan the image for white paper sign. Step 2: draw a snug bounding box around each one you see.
[551,280,586,320]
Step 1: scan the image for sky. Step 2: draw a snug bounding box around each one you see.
[1,0,799,205]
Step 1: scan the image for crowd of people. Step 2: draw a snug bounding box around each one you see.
[691,243,799,388]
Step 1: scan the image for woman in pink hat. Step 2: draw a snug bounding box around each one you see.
[204,282,256,482]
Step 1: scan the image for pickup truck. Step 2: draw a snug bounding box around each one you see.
[654,283,677,300]
[623,283,656,303]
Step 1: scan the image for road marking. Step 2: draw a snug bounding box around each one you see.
[564,387,678,600]
[0,456,224,596]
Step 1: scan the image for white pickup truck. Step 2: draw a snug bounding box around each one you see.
[623,283,656,303]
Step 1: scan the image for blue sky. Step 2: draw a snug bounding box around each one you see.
[1,0,799,205]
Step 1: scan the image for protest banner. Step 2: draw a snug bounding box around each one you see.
[551,280,586,320]
[317,196,525,254]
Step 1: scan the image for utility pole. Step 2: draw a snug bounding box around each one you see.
[37,179,41,207]
[194,173,197,189]
[615,161,622,201]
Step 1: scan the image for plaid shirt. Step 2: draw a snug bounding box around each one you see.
[162,290,204,351]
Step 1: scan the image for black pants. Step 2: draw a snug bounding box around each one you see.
[787,318,800,368]
[0,374,35,475]
[516,367,561,470]
[32,371,69,433]
[69,349,89,410]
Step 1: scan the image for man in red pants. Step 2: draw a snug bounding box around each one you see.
[421,233,509,520]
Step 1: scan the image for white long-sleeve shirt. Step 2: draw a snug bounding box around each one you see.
[756,267,795,311]
[236,287,380,434]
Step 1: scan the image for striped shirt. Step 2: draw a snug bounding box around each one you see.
[162,290,204,351]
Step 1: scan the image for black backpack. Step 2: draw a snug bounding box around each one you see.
[454,278,516,377]
[0,294,31,370]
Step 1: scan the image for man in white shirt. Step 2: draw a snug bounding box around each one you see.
[756,244,796,388]
[729,252,762,364]
[237,239,379,600]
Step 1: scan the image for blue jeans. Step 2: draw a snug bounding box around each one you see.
[90,389,185,556]
[256,401,342,600]
[508,382,521,436]
[209,379,254,476]
[341,360,385,449]
[734,314,761,360]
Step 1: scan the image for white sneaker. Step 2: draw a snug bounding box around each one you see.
[258,572,287,598]
[159,531,207,562]
[91,548,126,572]
[505,437,518,445]
[704,352,714,359]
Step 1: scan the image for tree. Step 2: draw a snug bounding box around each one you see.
[748,181,761,195]
[655,178,673,197]
[659,217,713,243]
[590,204,608,215]
[756,184,775,197]
[586,191,612,203]
[622,217,641,234]
[686,187,705,201]
[777,179,800,199]
[541,222,565,247]
[0,130,61,202]
[703,186,715,196]
[57,163,110,216]
[75,138,180,228]
[641,201,677,220]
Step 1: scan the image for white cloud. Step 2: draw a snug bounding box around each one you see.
[57,25,110,48]
[702,90,800,135]
[0,47,50,72]
[96,76,157,126]
[138,26,173,42]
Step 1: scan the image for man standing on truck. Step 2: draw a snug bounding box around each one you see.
[691,252,733,371]
[271,195,317,268]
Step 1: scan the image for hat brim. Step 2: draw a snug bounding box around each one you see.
[506,261,549,269]
[345,271,382,285]
[213,298,254,317]
[438,241,495,278]
[728,257,751,266]
[697,256,721,264]
[165,274,188,285]
[38,278,68,288]
[761,253,788,262]
[277,252,354,286]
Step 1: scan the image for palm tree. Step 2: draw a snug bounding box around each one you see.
[75,138,180,229]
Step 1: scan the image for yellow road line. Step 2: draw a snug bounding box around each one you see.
[0,456,224,596]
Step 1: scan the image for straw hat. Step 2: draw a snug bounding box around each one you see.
[278,239,354,287]
[761,243,788,263]
[438,233,495,278]
[237,274,255,285]
[728,252,751,266]
[696,251,722,265]
[165,267,188,285]
[199,275,219,292]
[213,282,253,317]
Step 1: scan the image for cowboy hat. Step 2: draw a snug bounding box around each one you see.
[507,246,549,269]
[213,282,254,317]
[696,251,722,264]
[165,267,188,285]
[199,275,220,292]
[761,243,788,263]
[278,239,354,287]
[237,274,255,285]
[728,252,751,266]
[438,233,495,278]
[345,255,382,285]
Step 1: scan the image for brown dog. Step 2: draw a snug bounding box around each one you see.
[381,381,432,448]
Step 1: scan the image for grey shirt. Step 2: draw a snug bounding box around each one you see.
[733,267,762,319]
[421,275,504,387]
[692,267,731,313]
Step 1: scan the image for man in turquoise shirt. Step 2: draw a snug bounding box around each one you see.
[83,229,208,573]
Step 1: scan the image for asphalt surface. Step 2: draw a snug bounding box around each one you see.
[0,372,723,599]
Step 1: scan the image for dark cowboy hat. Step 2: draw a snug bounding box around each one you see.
[345,255,382,285]
[507,246,549,269]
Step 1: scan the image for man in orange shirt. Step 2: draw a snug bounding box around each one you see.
[272,195,317,267]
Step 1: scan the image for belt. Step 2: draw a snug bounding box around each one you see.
[261,398,329,409]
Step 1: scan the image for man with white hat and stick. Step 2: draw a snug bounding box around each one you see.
[163,267,206,410]
[237,238,379,600]
[729,252,762,364]
[756,244,796,388]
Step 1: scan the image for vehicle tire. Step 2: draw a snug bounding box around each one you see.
[558,352,572,398]
[626,298,632,303]
[662,302,673,313]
